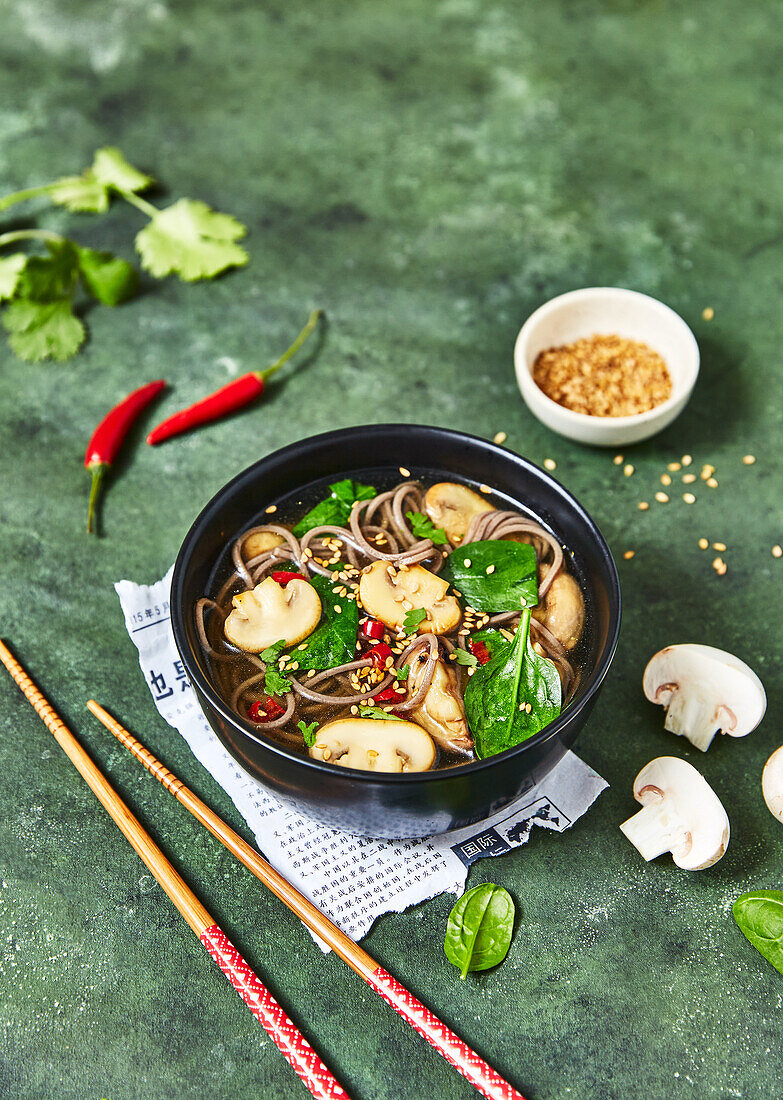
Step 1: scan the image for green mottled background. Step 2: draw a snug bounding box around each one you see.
[1,1,781,1097]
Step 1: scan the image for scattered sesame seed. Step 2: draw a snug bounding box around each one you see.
[660,474,672,486]
[742,454,756,465]
[655,492,669,503]
[334,605,342,614]
[712,556,725,571]
[486,564,496,574]
[463,558,472,568]
[613,454,624,465]
[265,505,277,513]
[707,477,718,488]
[698,538,709,550]
[701,464,715,479]
[544,458,557,471]
[479,483,492,494]
[668,462,682,472]
[623,550,635,560]
[712,542,727,552]
[350,706,358,715]
[637,501,649,511]
[399,466,411,477]
[682,455,693,466]
[702,307,714,320]
[493,431,507,445]
[683,493,696,504]
[682,473,697,484]
[773,545,782,558]
[624,464,634,477]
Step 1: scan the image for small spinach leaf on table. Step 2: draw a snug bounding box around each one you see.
[441,540,538,613]
[292,479,376,536]
[444,883,516,978]
[293,573,358,671]
[733,890,783,975]
[465,610,561,758]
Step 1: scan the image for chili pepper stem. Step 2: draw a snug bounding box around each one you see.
[257,309,324,382]
[86,464,108,535]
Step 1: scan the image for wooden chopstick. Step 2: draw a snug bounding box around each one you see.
[87,699,528,1100]
[0,642,348,1100]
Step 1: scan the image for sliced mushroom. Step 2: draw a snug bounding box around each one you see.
[424,482,495,544]
[243,530,285,558]
[408,655,474,755]
[532,570,585,651]
[224,576,321,652]
[309,717,436,772]
[359,561,461,636]
[762,746,783,824]
[619,756,730,870]
[643,644,766,752]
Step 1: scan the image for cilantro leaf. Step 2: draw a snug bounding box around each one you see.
[406,510,449,545]
[261,640,287,664]
[2,299,85,362]
[135,198,248,281]
[0,254,26,300]
[297,720,319,747]
[395,663,410,681]
[293,479,377,537]
[91,147,153,194]
[402,607,427,634]
[49,149,152,213]
[16,241,79,301]
[76,246,138,306]
[260,639,291,696]
[453,648,478,667]
[358,706,403,721]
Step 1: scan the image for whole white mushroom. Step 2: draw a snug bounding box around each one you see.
[762,746,783,824]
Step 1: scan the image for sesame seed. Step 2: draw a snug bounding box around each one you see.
[707,477,718,488]
[350,706,358,715]
[334,605,342,614]
[613,454,624,466]
[544,459,557,471]
[683,493,696,504]
[637,501,649,511]
[493,431,507,445]
[773,545,782,558]
[701,464,715,479]
[742,454,756,465]
[668,462,682,472]
[682,455,693,466]
[698,538,709,550]
[702,307,714,320]
[399,466,411,477]
[464,558,472,568]
[479,483,492,494]
[655,492,669,503]
[712,556,725,571]
[660,474,672,486]
[682,473,697,484]
[265,505,277,514]
[623,550,635,560]
[486,565,496,574]
[623,463,635,478]
[712,542,727,552]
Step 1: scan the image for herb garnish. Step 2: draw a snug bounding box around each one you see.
[292,479,376,537]
[0,147,248,361]
[402,607,428,634]
[733,890,783,975]
[464,609,561,758]
[297,720,320,747]
[260,639,291,696]
[453,649,478,667]
[395,663,410,681]
[406,510,449,545]
[444,883,516,979]
[441,540,539,613]
[358,706,403,721]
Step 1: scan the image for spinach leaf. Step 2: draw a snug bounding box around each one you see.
[402,607,427,633]
[733,890,783,975]
[406,510,449,545]
[444,883,515,979]
[464,610,561,758]
[294,573,358,671]
[297,720,319,747]
[441,540,538,613]
[292,478,376,536]
[358,706,403,721]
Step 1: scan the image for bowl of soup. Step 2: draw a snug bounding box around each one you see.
[171,424,621,838]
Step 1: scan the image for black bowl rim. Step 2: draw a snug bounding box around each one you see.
[171,423,622,786]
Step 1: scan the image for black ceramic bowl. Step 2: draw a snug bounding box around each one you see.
[171,425,620,838]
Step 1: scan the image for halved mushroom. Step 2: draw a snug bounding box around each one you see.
[762,746,783,824]
[224,576,321,652]
[359,561,461,636]
[532,569,585,651]
[643,644,766,752]
[408,655,474,755]
[424,482,495,544]
[309,717,436,772]
[619,756,730,870]
[243,530,285,558]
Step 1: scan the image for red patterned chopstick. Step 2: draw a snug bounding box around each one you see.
[88,699,528,1100]
[0,643,348,1100]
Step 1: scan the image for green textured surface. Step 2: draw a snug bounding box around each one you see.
[1,2,781,1098]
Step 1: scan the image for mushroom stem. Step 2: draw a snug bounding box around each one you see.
[663,688,720,751]
[619,801,689,863]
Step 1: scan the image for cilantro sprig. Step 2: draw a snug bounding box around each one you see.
[402,607,428,634]
[0,147,248,361]
[406,510,449,545]
[297,720,320,747]
[260,640,291,697]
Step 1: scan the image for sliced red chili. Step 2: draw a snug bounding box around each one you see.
[271,571,302,586]
[248,697,286,723]
[367,642,393,668]
[469,639,492,665]
[361,618,385,640]
[374,686,406,703]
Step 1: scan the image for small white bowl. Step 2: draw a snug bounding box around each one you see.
[514,287,700,446]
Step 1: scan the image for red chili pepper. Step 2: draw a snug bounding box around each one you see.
[84,379,166,534]
[367,642,393,668]
[469,639,492,665]
[248,697,286,723]
[361,618,385,641]
[271,571,303,586]
[375,686,406,703]
[146,309,323,445]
